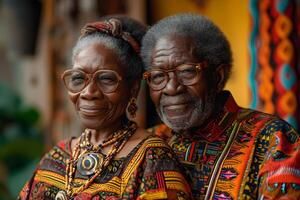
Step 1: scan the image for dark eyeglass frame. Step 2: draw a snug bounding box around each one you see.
[143,62,207,91]
[61,69,123,93]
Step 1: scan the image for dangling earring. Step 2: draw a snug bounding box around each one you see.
[127,97,138,118]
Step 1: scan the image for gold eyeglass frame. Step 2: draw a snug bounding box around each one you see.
[143,62,207,91]
[61,69,123,93]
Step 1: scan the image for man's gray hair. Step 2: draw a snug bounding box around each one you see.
[141,13,233,89]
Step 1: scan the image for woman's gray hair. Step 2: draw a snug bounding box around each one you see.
[72,15,146,80]
[141,13,232,89]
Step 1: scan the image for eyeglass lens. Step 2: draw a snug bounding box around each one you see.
[63,70,120,93]
[146,64,200,90]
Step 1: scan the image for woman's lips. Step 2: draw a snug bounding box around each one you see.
[79,107,106,117]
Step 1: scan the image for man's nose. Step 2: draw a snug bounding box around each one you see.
[162,72,184,95]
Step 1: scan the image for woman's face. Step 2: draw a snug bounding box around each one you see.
[68,43,133,130]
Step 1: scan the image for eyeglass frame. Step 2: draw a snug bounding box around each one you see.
[61,69,123,93]
[143,62,208,91]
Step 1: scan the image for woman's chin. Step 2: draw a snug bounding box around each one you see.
[80,117,105,130]
[78,111,125,130]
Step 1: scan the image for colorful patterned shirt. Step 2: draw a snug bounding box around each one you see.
[18,135,191,199]
[149,91,300,199]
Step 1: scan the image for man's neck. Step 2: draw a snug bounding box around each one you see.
[179,91,233,140]
[191,91,228,129]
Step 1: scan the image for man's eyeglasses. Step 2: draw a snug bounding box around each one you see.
[143,62,207,91]
[61,69,122,93]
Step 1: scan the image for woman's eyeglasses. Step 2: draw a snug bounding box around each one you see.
[61,69,122,93]
[143,62,207,91]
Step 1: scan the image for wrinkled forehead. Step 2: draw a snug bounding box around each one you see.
[73,43,126,75]
[151,35,197,69]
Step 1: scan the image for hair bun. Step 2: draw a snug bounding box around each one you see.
[108,19,122,37]
[80,18,140,54]
[81,19,123,37]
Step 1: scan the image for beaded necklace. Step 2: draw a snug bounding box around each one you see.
[55,121,137,200]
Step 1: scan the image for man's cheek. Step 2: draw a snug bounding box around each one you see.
[150,91,161,106]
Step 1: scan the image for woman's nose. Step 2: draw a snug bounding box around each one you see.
[80,80,103,100]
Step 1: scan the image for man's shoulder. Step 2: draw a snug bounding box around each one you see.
[237,107,276,121]
[237,107,297,137]
[238,107,283,125]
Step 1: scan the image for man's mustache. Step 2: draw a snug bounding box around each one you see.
[159,93,196,107]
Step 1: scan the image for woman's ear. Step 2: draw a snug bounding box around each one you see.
[127,80,141,120]
[216,64,228,92]
[130,80,141,98]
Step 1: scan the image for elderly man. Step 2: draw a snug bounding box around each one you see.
[141,14,300,199]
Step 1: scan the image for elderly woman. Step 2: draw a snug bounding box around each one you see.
[18,16,191,200]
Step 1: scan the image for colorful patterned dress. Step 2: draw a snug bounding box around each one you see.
[150,91,300,199]
[18,135,191,200]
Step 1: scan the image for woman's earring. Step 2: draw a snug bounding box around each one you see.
[127,97,138,118]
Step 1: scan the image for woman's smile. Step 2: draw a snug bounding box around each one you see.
[79,106,107,117]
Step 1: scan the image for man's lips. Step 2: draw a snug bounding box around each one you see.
[163,102,191,117]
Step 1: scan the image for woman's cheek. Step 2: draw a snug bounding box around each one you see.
[68,92,80,110]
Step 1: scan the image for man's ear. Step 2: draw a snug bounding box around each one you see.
[216,64,228,91]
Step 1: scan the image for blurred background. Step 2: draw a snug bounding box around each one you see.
[0,0,299,198]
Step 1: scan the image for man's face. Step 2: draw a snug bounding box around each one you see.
[149,35,216,132]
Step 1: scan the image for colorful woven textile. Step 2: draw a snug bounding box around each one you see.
[249,0,299,130]
[150,91,300,199]
[17,136,191,199]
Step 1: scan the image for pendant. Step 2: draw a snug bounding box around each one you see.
[77,152,104,176]
[55,190,69,200]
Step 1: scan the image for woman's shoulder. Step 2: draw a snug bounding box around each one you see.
[37,138,73,168]
[122,134,192,199]
[49,138,74,155]
[137,133,171,150]
[125,128,170,155]
[132,134,179,167]
[124,133,184,177]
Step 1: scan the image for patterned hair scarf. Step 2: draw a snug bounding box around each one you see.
[81,18,140,54]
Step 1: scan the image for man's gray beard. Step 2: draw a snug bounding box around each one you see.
[157,92,216,132]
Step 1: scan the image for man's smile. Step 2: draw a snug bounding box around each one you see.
[163,102,191,118]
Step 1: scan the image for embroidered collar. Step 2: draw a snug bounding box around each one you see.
[190,91,240,142]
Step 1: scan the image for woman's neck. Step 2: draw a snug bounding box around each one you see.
[88,117,128,146]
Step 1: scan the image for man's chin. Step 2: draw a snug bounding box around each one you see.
[161,113,192,131]
[159,105,211,132]
[164,121,190,132]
